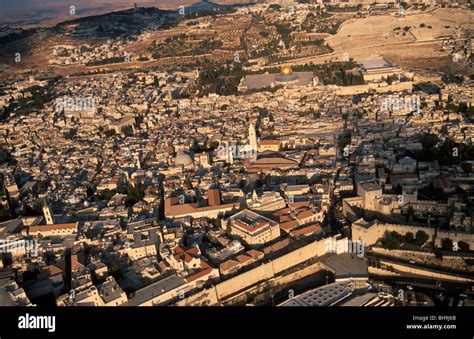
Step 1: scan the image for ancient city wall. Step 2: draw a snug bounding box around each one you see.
[175,223,474,306]
[352,223,436,246]
[379,260,474,283]
[372,246,473,259]
[353,222,474,248]
[436,230,474,248]
[175,237,337,305]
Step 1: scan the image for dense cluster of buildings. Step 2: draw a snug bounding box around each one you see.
[0,1,472,308]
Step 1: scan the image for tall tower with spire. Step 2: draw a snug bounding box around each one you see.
[135,153,141,170]
[42,200,54,225]
[249,122,257,151]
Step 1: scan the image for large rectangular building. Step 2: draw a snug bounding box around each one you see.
[227,209,280,247]
[165,189,240,219]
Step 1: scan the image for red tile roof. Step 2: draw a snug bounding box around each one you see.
[246,249,264,260]
[290,224,322,238]
[236,254,252,264]
[219,259,239,272]
[41,264,63,277]
[29,222,78,234]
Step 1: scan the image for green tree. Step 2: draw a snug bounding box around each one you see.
[0,208,11,222]
[441,238,453,251]
[381,231,402,249]
[458,241,470,252]
[415,230,429,246]
[403,232,414,243]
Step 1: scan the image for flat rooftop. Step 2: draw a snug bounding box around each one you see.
[279,282,351,307]
[361,180,381,192]
[320,253,369,280]
[0,219,23,235]
[0,270,16,306]
[230,209,275,233]
[358,57,393,70]
[338,292,377,307]
[122,273,186,306]
[243,72,314,90]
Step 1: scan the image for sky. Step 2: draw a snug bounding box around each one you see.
[0,0,194,15]
[0,0,202,26]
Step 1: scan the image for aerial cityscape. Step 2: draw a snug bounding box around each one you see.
[0,0,473,313]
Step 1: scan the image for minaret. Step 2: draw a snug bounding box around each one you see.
[228,143,234,165]
[42,200,54,225]
[249,123,257,151]
[252,190,258,202]
[135,153,141,170]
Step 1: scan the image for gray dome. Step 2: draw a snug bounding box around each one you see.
[174,152,193,167]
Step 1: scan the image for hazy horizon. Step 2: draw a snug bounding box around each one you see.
[0,0,211,27]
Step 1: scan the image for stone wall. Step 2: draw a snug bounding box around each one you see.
[379,260,474,283]
[353,221,474,248]
[175,237,343,305]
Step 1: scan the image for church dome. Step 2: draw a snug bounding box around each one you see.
[174,152,193,167]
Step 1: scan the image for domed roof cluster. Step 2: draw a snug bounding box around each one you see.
[174,152,193,167]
